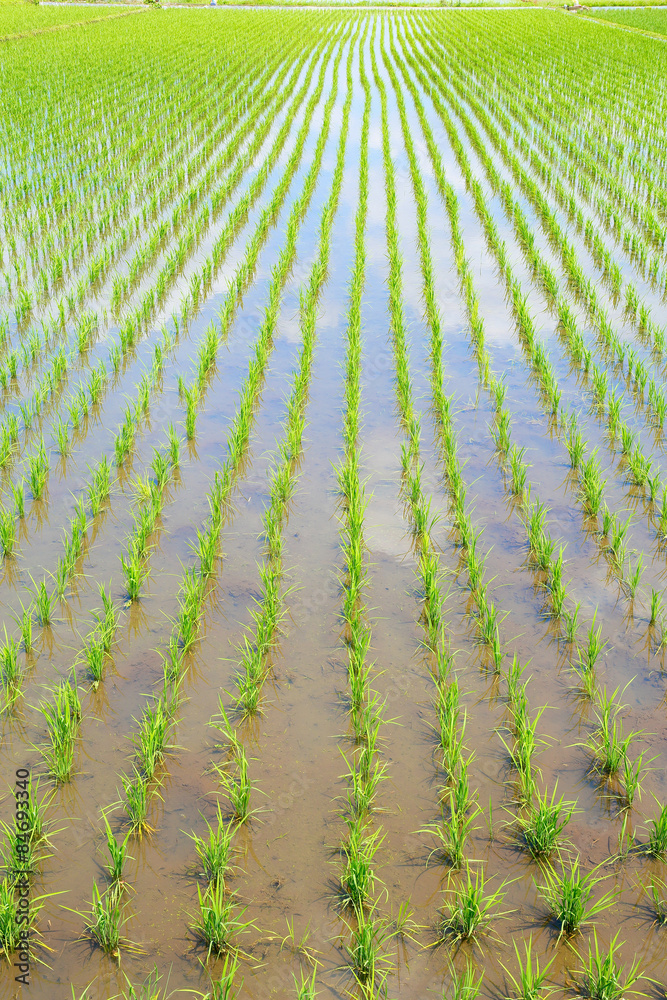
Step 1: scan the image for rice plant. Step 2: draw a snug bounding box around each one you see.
[78,882,137,959]
[439,864,513,944]
[500,936,555,1000]
[187,805,236,886]
[536,859,618,938]
[191,880,255,959]
[646,802,667,857]
[572,932,647,1000]
[517,785,576,859]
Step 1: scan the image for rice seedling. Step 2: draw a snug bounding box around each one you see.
[214,745,254,824]
[421,798,481,870]
[620,747,655,810]
[77,882,135,959]
[344,902,393,996]
[203,953,243,1000]
[645,802,667,857]
[0,876,44,960]
[33,579,56,627]
[571,931,647,1000]
[517,785,576,859]
[187,805,236,886]
[340,821,383,908]
[28,440,49,500]
[121,769,153,838]
[645,876,667,925]
[625,554,643,599]
[500,936,555,1000]
[292,967,318,1000]
[536,859,618,938]
[11,479,25,520]
[0,508,16,558]
[444,961,484,1000]
[101,813,132,891]
[38,675,82,782]
[191,880,255,959]
[438,864,514,944]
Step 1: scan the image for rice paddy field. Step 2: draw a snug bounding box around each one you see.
[3,5,667,998]
[586,7,667,33]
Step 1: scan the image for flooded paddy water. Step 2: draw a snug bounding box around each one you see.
[1,5,667,998]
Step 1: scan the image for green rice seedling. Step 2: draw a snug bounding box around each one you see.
[421,799,481,871]
[121,549,148,603]
[195,528,218,581]
[564,601,581,643]
[80,882,130,959]
[491,409,511,455]
[587,716,635,779]
[168,424,180,468]
[11,479,25,520]
[28,441,49,500]
[577,612,606,674]
[621,748,655,810]
[340,821,384,908]
[343,748,387,818]
[505,648,527,695]
[549,548,566,618]
[578,451,606,517]
[101,813,132,891]
[135,699,172,782]
[0,876,44,959]
[500,935,555,1000]
[188,804,235,887]
[39,675,82,782]
[445,961,483,1000]
[215,745,253,824]
[203,952,243,1000]
[151,452,170,492]
[292,966,318,1000]
[525,502,554,570]
[625,555,643,599]
[33,579,55,626]
[572,931,646,1000]
[439,864,513,943]
[566,425,585,470]
[184,384,199,440]
[0,508,15,558]
[608,516,630,565]
[0,626,23,708]
[85,638,105,690]
[53,416,69,456]
[508,444,528,497]
[646,802,667,857]
[121,770,153,838]
[646,876,667,925]
[89,458,111,517]
[536,859,618,938]
[517,785,575,859]
[649,589,661,626]
[345,902,393,995]
[192,880,254,959]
